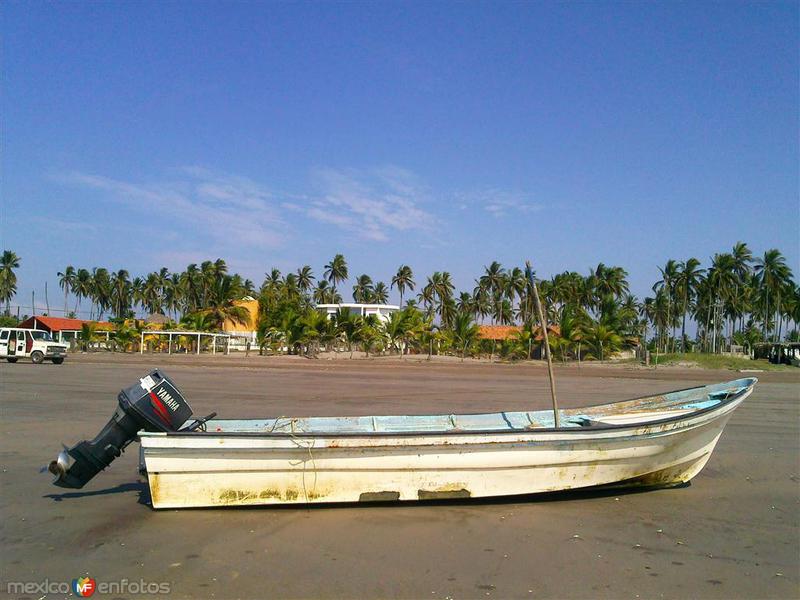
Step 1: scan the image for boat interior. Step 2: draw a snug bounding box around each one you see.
[181,378,756,435]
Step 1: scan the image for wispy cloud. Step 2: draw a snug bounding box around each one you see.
[59,165,435,248]
[303,166,434,241]
[58,168,287,249]
[456,189,544,218]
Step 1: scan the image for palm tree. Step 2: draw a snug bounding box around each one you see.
[434,272,455,317]
[456,291,474,314]
[164,273,182,320]
[263,268,283,293]
[284,273,300,301]
[383,310,410,354]
[449,310,480,361]
[373,281,389,304]
[555,304,589,362]
[334,308,360,358]
[352,274,374,303]
[582,321,623,361]
[391,265,415,307]
[480,262,506,322]
[112,325,137,352]
[512,323,537,361]
[141,272,163,314]
[592,264,629,304]
[324,254,348,293]
[92,268,112,319]
[77,321,99,352]
[754,249,793,342]
[417,317,441,360]
[471,284,491,324]
[179,312,215,351]
[480,262,506,299]
[181,311,215,331]
[517,262,538,323]
[131,276,144,317]
[729,242,753,337]
[506,267,526,312]
[296,266,315,293]
[180,264,201,312]
[653,260,680,352]
[706,253,737,352]
[313,280,340,304]
[439,297,457,329]
[675,258,704,352]
[493,298,514,325]
[300,309,333,356]
[196,275,249,329]
[73,268,92,316]
[57,266,76,316]
[417,282,436,319]
[0,250,20,315]
[646,289,670,355]
[357,314,383,357]
[111,269,132,319]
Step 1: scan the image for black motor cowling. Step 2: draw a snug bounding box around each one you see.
[50,369,193,489]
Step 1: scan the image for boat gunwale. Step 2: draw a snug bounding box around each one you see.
[142,378,756,440]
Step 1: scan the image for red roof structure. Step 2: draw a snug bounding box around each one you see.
[477,325,521,341]
[18,316,114,332]
[477,324,561,341]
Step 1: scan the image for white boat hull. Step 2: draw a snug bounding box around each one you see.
[141,386,749,509]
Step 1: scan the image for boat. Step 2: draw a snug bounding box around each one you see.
[49,371,756,509]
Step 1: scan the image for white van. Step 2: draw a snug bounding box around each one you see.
[0,328,68,364]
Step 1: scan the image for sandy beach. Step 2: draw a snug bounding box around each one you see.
[1,355,797,599]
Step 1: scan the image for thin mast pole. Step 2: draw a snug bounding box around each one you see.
[527,261,560,428]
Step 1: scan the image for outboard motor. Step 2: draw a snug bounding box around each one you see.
[49,370,193,489]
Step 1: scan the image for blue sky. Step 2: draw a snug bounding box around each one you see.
[2,2,798,316]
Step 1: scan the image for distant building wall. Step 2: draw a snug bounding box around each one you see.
[221,298,259,345]
[316,303,400,324]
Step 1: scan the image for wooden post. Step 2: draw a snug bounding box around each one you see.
[527,261,560,429]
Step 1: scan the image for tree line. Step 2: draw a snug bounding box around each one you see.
[0,243,797,359]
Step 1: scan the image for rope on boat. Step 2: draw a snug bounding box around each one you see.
[266,416,318,503]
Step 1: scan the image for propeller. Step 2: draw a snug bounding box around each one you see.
[43,444,71,482]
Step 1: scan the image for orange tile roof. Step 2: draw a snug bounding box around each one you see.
[477,324,561,341]
[19,316,115,331]
[478,325,521,340]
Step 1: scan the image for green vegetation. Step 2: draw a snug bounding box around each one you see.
[0,242,797,365]
[651,353,791,372]
[0,250,20,315]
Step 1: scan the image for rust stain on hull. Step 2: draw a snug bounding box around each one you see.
[359,491,401,502]
[418,488,471,500]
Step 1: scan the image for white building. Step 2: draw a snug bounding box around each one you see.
[317,303,400,323]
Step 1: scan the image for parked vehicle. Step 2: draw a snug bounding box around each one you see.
[0,328,68,364]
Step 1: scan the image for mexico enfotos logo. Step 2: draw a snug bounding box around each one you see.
[6,576,171,596]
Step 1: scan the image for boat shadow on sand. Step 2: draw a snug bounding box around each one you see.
[43,480,152,507]
[43,480,690,510]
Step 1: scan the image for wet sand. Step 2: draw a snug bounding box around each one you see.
[1,355,798,599]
